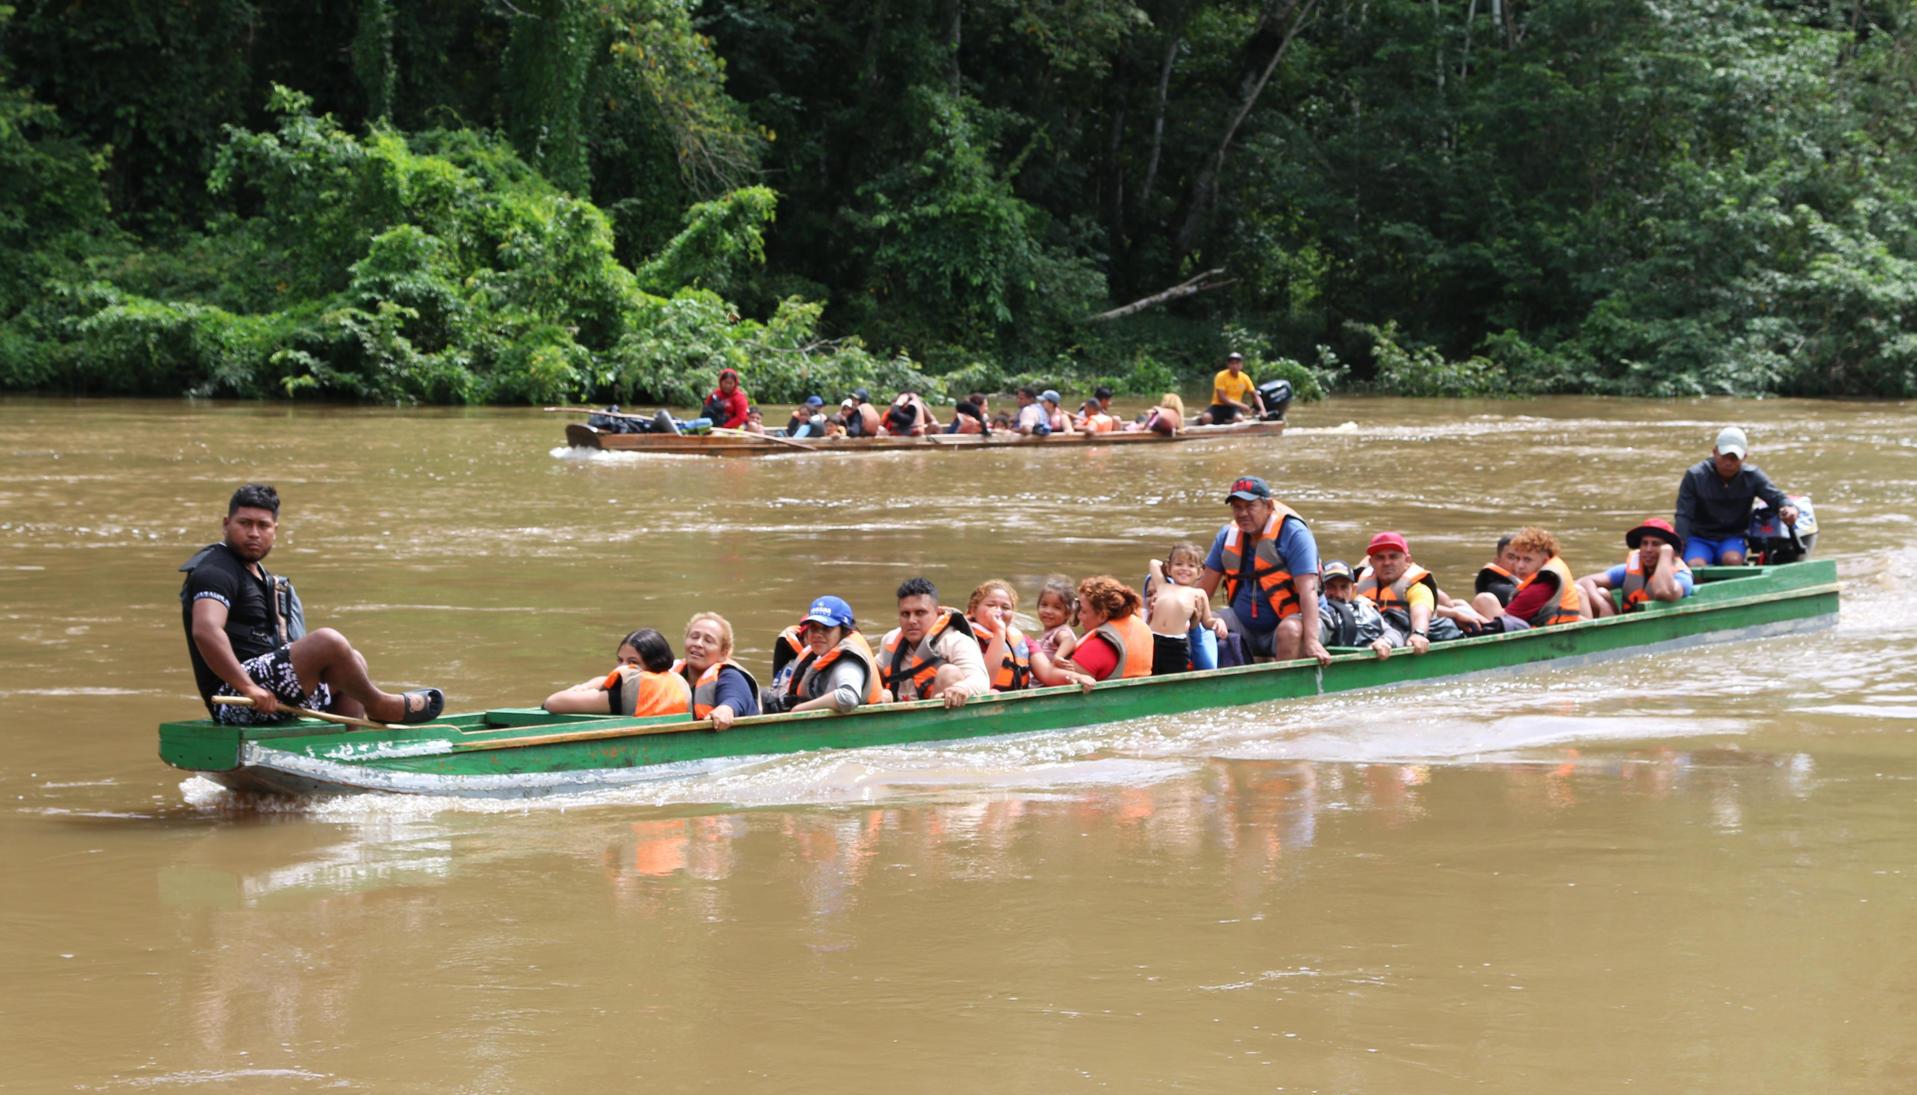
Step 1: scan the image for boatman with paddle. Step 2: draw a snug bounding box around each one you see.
[179,484,444,726]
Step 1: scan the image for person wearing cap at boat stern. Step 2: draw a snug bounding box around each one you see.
[181,483,445,726]
[1194,352,1266,426]
[1675,426,1797,566]
[1196,475,1331,665]
[701,368,750,429]
[763,596,881,714]
[1577,518,1695,618]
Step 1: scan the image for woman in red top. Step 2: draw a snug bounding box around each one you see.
[701,368,750,429]
[1061,576,1152,683]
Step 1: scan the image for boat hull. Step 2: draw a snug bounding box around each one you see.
[158,561,1839,798]
[564,419,1285,454]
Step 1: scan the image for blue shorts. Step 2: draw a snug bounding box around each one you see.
[1683,535,1747,566]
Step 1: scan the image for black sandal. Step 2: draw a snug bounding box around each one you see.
[400,687,446,724]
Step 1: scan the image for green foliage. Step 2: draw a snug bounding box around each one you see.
[1355,321,1513,399]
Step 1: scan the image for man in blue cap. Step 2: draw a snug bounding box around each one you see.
[1195,474,1330,665]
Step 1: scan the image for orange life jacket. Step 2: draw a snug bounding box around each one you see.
[1516,556,1583,626]
[1090,611,1155,679]
[600,665,693,717]
[879,608,975,700]
[1618,551,1692,610]
[1082,413,1119,433]
[672,658,763,719]
[971,619,1032,691]
[1218,504,1306,623]
[790,631,882,705]
[1355,564,1438,627]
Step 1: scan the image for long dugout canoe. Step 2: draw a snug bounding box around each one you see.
[564,418,1285,454]
[157,561,1839,798]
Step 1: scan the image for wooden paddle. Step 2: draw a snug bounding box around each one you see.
[212,695,456,733]
[710,425,817,452]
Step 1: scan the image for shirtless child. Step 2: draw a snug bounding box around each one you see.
[1145,544,1222,675]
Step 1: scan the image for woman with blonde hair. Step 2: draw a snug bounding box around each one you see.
[965,579,1033,691]
[1135,392,1184,435]
[676,612,760,730]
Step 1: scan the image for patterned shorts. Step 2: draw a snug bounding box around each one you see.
[212,646,334,726]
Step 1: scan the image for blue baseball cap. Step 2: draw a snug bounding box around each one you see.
[801,595,856,629]
[1226,474,1272,502]
[804,394,824,408]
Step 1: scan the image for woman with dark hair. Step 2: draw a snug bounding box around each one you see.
[1064,576,1155,682]
[701,368,750,429]
[543,628,692,716]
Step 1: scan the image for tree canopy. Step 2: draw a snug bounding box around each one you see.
[2,0,1912,401]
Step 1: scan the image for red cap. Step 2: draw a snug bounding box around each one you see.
[1366,531,1409,555]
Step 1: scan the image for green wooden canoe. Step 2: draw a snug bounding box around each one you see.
[157,560,1839,798]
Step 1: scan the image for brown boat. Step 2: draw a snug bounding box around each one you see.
[564,418,1286,455]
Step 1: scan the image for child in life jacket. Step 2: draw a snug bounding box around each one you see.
[1144,543,1222,674]
[1027,576,1082,686]
[542,628,692,717]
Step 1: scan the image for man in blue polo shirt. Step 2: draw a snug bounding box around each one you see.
[1674,426,1798,566]
[1196,474,1330,666]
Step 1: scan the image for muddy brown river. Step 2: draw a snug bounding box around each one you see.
[2,394,1913,1091]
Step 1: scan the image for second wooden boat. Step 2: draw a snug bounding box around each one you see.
[564,418,1286,454]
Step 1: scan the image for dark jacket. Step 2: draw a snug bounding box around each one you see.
[1673,459,1790,541]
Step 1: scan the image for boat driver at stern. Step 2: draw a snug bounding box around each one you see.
[1195,474,1332,666]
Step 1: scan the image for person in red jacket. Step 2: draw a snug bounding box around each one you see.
[700,368,750,429]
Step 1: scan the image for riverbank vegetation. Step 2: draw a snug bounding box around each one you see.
[2,0,1912,402]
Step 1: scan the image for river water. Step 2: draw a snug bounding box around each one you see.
[2,395,1913,1091]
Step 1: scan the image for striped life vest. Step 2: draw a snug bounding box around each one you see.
[1218,505,1306,623]
[790,631,882,705]
[1517,557,1584,626]
[672,658,763,719]
[1618,551,1691,610]
[879,609,975,700]
[1089,611,1155,680]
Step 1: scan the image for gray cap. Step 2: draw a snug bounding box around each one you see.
[1715,426,1748,460]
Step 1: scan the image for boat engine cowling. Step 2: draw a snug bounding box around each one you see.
[1748,494,1817,564]
[1257,379,1293,421]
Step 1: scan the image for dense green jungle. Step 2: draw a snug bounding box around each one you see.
[1,0,1911,405]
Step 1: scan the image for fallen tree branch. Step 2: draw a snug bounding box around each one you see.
[1084,268,1232,322]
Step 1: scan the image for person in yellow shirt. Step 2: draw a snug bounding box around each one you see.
[1194,351,1266,424]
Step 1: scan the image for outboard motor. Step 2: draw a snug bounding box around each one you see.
[1256,378,1293,421]
[1748,494,1817,564]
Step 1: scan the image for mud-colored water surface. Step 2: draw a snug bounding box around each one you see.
[2,395,1913,1091]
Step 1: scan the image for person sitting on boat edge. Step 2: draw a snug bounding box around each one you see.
[784,395,827,438]
[878,577,992,708]
[181,484,444,726]
[701,367,750,430]
[676,612,761,730]
[966,580,1032,691]
[1468,526,1586,630]
[544,628,692,717]
[1027,576,1081,686]
[1675,426,1798,566]
[1195,474,1332,666]
[1318,560,1392,658]
[1578,518,1695,619]
[1063,576,1154,684]
[1144,543,1222,673]
[846,389,883,437]
[1194,351,1266,426]
[762,596,881,714]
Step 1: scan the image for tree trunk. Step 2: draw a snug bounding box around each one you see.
[1170,0,1320,264]
[1086,268,1231,322]
[1139,17,1186,208]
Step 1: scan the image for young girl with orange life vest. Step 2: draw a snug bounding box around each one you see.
[1027,576,1081,686]
[965,580,1033,691]
[674,612,760,730]
[542,628,692,717]
[1062,576,1154,684]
